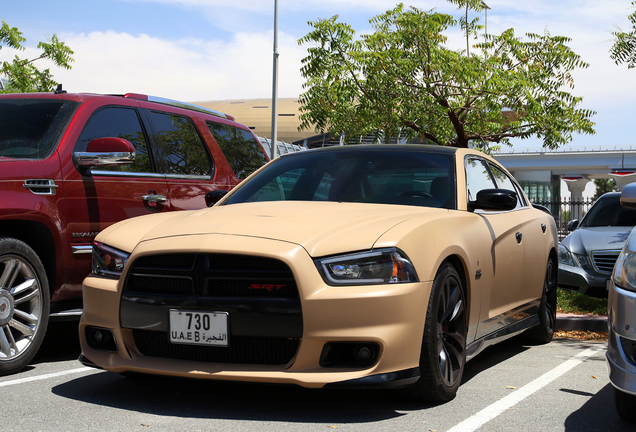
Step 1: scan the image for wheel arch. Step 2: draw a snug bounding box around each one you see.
[439,254,470,322]
[0,220,56,296]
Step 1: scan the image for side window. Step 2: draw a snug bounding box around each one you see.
[489,163,525,208]
[207,121,267,179]
[465,157,496,202]
[75,107,153,173]
[147,111,212,177]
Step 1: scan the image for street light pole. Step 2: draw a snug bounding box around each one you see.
[270,0,279,160]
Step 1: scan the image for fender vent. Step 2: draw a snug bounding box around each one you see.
[23,179,58,195]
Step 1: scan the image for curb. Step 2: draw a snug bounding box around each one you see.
[556,313,608,332]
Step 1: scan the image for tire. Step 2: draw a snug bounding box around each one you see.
[614,387,636,422]
[0,238,50,376]
[526,258,557,344]
[411,262,467,403]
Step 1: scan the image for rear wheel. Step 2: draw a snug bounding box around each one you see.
[0,238,50,376]
[411,263,467,403]
[526,258,557,344]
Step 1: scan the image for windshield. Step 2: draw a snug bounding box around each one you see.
[581,194,636,227]
[224,148,456,209]
[0,99,79,159]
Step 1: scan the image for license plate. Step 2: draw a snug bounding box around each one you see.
[169,310,229,346]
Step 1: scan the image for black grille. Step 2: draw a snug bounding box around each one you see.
[133,329,299,365]
[125,253,298,298]
[620,336,636,366]
[591,251,621,275]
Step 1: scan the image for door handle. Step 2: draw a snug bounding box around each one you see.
[142,194,167,204]
[516,232,522,244]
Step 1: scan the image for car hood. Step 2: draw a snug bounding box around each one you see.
[99,201,449,257]
[562,226,632,254]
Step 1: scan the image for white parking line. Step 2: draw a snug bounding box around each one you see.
[0,367,98,388]
[447,345,605,432]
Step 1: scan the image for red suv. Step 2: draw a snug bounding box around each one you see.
[0,91,268,375]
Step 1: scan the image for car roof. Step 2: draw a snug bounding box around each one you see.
[0,92,233,121]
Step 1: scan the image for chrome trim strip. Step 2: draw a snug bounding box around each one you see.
[72,245,94,255]
[164,174,212,180]
[50,309,83,317]
[90,171,167,179]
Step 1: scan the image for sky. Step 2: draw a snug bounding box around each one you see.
[2,0,636,153]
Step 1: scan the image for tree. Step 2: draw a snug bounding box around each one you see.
[0,20,74,93]
[610,1,636,68]
[593,178,618,200]
[297,3,595,150]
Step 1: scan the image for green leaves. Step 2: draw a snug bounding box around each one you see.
[610,1,636,68]
[0,20,74,93]
[297,2,595,150]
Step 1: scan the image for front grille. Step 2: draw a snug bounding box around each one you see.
[591,250,621,275]
[620,336,636,366]
[133,329,299,365]
[125,253,298,298]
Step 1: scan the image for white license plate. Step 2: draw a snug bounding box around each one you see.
[169,310,229,346]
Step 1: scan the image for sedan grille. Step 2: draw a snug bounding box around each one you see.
[590,250,621,275]
[125,253,298,298]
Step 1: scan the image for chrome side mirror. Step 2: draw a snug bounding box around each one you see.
[74,137,135,167]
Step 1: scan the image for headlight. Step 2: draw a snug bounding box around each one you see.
[614,249,636,292]
[558,244,591,270]
[92,241,130,279]
[558,244,575,266]
[315,248,418,285]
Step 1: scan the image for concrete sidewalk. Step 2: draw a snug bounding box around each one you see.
[556,313,608,332]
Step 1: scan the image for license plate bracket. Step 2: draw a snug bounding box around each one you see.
[169,310,229,346]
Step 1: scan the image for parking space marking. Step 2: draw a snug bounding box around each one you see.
[447,345,605,432]
[0,367,98,388]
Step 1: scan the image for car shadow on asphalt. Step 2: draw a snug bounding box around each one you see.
[19,321,82,374]
[563,383,631,431]
[48,335,541,423]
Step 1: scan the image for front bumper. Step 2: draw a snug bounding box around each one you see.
[80,234,432,389]
[558,264,609,295]
[607,279,636,395]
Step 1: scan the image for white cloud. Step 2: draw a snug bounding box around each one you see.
[44,30,305,101]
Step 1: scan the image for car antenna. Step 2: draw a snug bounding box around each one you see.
[54,84,67,94]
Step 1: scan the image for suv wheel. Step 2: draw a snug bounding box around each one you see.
[0,238,50,376]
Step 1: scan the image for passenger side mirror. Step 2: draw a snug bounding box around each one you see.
[621,182,636,209]
[205,190,228,207]
[566,219,579,231]
[470,189,517,212]
[74,137,135,168]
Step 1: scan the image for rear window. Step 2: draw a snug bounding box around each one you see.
[0,99,78,159]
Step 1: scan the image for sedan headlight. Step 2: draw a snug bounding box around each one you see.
[558,244,591,270]
[316,248,418,285]
[614,249,636,292]
[558,244,576,266]
[92,241,130,279]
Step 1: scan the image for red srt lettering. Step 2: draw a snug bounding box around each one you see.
[247,284,286,291]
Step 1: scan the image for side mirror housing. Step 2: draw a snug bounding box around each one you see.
[74,137,135,168]
[566,219,579,231]
[470,189,517,212]
[621,182,636,209]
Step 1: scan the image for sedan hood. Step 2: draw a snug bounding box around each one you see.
[99,201,446,258]
[563,226,632,254]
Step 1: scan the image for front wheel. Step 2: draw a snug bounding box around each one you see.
[411,263,467,403]
[525,258,557,344]
[0,238,50,376]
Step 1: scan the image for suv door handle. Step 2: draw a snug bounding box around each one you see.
[516,232,523,244]
[142,194,167,204]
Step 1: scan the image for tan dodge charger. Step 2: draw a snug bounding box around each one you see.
[79,145,558,402]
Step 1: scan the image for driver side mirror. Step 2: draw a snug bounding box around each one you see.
[205,190,228,207]
[74,137,135,168]
[621,182,636,209]
[469,189,517,212]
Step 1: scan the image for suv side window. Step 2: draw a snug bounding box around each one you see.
[75,106,153,173]
[147,111,212,178]
[206,121,267,179]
